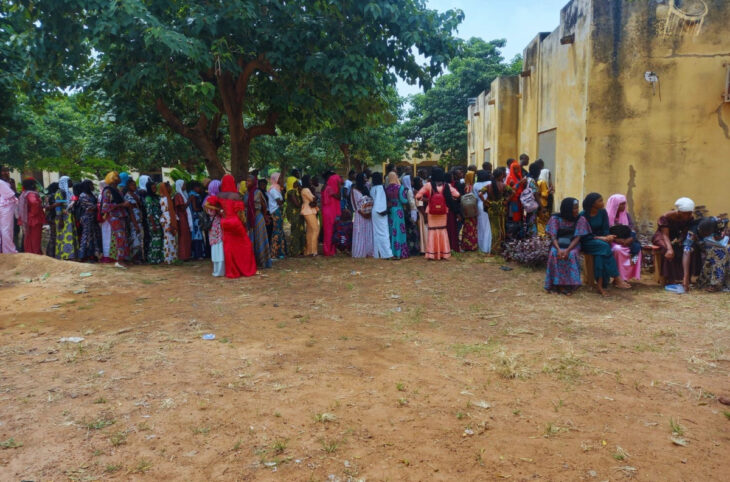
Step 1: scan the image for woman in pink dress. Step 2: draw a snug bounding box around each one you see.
[605,194,641,282]
[321,173,342,256]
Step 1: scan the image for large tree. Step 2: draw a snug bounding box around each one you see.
[405,38,522,165]
[14,0,463,178]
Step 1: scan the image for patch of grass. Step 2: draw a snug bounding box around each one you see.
[130,459,152,474]
[192,426,210,435]
[320,438,339,453]
[0,438,23,449]
[456,411,467,420]
[94,397,107,404]
[669,417,685,436]
[109,431,127,447]
[233,440,242,451]
[141,279,155,285]
[552,399,564,412]
[495,351,530,380]
[723,411,730,420]
[612,446,629,461]
[83,416,115,430]
[543,422,565,438]
[542,351,586,382]
[314,412,336,423]
[396,382,406,392]
[276,322,287,329]
[397,398,409,407]
[451,340,501,358]
[272,439,288,454]
[137,422,151,431]
[105,464,122,473]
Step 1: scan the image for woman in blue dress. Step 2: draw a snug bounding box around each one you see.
[580,193,631,295]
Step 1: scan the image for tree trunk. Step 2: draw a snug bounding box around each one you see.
[339,143,351,173]
[231,136,252,181]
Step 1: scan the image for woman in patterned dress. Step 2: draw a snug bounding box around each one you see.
[385,172,409,260]
[101,172,129,268]
[204,180,224,276]
[143,180,165,265]
[123,179,144,263]
[285,180,305,257]
[77,180,100,261]
[158,182,178,264]
[267,172,287,259]
[351,173,373,258]
[544,198,591,295]
[55,176,78,260]
[460,171,478,252]
[244,175,272,269]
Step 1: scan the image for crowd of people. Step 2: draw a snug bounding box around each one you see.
[0,160,727,293]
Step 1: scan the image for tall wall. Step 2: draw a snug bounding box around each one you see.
[518,0,593,208]
[467,77,519,168]
[585,0,730,225]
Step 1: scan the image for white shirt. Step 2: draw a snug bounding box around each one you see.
[267,188,283,214]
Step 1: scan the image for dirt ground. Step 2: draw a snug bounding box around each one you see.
[0,252,728,481]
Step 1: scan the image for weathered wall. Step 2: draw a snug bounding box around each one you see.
[467,78,519,168]
[586,0,730,226]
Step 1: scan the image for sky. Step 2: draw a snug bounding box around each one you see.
[397,0,569,97]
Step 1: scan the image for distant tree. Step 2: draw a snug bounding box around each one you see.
[405,38,522,165]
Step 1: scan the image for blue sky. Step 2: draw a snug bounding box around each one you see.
[397,0,569,97]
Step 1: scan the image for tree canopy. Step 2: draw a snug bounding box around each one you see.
[7,0,463,178]
[405,38,522,165]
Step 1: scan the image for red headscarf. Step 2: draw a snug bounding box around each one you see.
[221,174,237,193]
[506,162,524,199]
[323,174,342,217]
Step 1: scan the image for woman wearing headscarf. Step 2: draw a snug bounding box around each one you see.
[205,174,257,278]
[244,174,272,268]
[143,180,165,265]
[580,193,628,294]
[16,178,45,254]
[267,172,287,259]
[44,182,59,257]
[123,178,144,263]
[188,180,205,260]
[0,175,17,253]
[100,172,128,268]
[385,171,409,259]
[136,175,151,261]
[415,167,460,260]
[651,197,702,286]
[605,194,641,283]
[401,174,420,255]
[351,172,374,258]
[158,181,178,264]
[118,172,130,190]
[321,172,342,256]
[286,179,305,257]
[77,180,100,261]
[370,172,393,259]
[55,176,78,260]
[505,162,527,225]
[536,169,553,236]
[460,170,478,252]
[203,179,224,276]
[484,167,511,253]
[173,179,192,261]
[473,170,492,253]
[300,175,320,256]
[544,198,591,295]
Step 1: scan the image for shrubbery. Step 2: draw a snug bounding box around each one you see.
[503,236,551,267]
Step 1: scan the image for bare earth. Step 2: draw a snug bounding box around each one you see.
[0,252,728,481]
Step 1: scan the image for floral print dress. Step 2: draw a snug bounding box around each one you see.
[54,191,78,260]
[144,196,165,264]
[160,196,178,264]
[544,215,591,291]
[385,184,409,259]
[125,191,144,261]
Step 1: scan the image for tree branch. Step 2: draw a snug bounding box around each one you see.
[155,98,193,139]
[247,112,279,138]
[235,54,275,104]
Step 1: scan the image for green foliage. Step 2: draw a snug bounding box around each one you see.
[405,38,522,165]
[10,0,463,177]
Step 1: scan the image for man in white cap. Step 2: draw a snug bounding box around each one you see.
[651,197,702,289]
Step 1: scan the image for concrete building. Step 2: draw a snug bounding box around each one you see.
[467,0,730,226]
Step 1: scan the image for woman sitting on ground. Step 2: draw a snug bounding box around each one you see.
[580,193,630,294]
[605,194,642,283]
[544,198,590,295]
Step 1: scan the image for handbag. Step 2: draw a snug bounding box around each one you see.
[556,226,576,249]
[520,185,539,213]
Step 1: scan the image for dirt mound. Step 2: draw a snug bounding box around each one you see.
[0,253,100,281]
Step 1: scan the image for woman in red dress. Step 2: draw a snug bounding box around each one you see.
[204,175,257,278]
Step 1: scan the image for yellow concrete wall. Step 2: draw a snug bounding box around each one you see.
[494,76,520,166]
[585,0,730,226]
